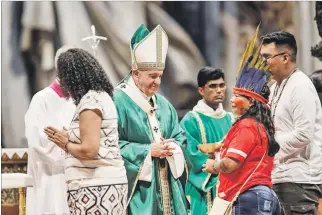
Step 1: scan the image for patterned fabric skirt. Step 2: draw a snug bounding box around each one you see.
[67,181,128,215]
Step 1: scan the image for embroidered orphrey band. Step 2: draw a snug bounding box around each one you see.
[159,161,172,215]
[207,191,212,214]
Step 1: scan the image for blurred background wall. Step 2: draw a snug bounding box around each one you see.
[2,1,322,148]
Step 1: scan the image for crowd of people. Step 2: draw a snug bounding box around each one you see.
[24,24,322,215]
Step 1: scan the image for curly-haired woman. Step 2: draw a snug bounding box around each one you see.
[44,47,127,215]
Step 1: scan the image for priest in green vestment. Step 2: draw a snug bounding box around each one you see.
[180,67,234,215]
[113,24,188,215]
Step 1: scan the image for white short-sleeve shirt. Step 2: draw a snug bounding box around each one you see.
[65,90,127,185]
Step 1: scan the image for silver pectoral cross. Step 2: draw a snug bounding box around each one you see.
[81,25,107,57]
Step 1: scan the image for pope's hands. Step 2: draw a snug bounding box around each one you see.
[151,138,176,158]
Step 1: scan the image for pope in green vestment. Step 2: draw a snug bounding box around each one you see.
[114,24,188,215]
[180,68,234,215]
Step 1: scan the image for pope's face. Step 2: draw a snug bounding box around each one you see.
[230,94,252,117]
[133,70,163,97]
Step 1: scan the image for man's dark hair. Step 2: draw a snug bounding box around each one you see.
[57,48,114,105]
[261,31,297,62]
[197,67,225,87]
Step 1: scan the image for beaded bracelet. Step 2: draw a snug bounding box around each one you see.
[213,162,220,174]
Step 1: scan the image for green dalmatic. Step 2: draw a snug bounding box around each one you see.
[180,111,233,215]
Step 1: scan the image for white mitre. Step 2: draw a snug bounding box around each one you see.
[131,24,168,71]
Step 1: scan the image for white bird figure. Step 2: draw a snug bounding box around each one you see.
[81,25,107,57]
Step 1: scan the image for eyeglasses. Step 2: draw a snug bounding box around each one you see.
[261,52,288,61]
[206,83,226,89]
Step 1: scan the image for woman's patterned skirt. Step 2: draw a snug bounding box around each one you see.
[67,181,128,215]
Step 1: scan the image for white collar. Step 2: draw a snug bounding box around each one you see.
[193,99,225,116]
[127,76,155,103]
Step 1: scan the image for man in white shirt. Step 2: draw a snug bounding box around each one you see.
[25,47,76,215]
[260,31,322,215]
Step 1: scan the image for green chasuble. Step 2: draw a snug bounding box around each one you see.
[180,110,233,215]
[114,83,188,215]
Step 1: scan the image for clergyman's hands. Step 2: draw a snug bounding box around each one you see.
[151,138,175,158]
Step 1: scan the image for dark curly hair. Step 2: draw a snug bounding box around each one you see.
[56,48,114,105]
[235,85,280,157]
[309,70,322,105]
[309,69,322,93]
[311,2,322,60]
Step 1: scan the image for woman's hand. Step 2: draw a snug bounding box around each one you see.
[202,159,218,174]
[203,157,242,174]
[198,143,223,154]
[44,126,69,151]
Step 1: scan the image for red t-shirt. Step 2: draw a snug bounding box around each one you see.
[218,118,274,201]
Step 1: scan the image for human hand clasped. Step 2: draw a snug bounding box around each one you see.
[44,126,69,152]
[151,138,176,158]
